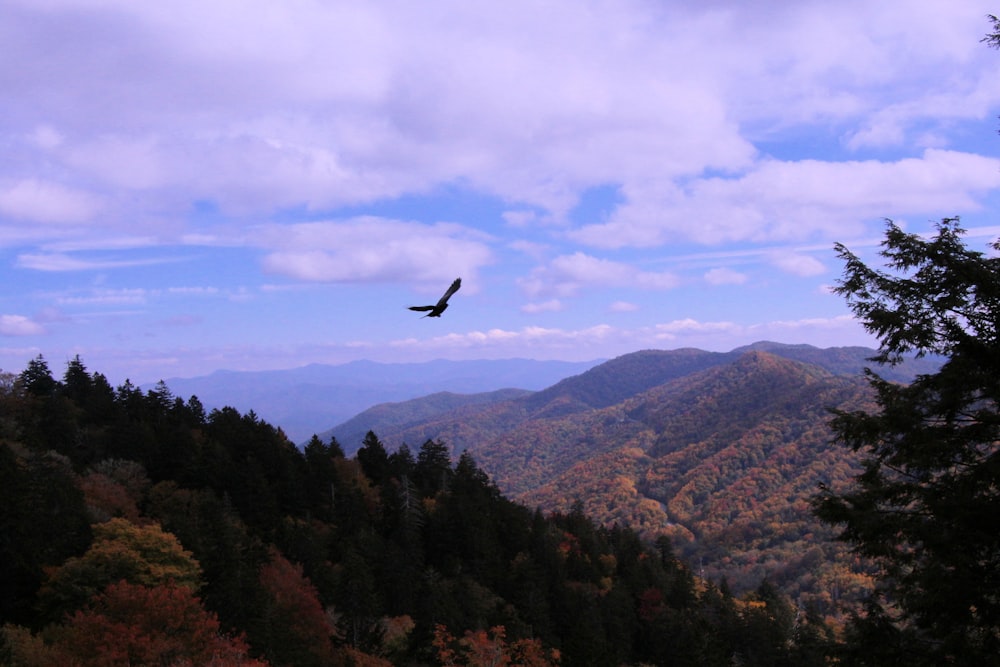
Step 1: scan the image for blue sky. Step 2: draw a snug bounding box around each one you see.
[2,0,1000,386]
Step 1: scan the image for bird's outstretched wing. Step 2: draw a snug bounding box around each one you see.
[436,277,462,307]
[408,278,462,316]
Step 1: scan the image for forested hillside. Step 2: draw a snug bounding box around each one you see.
[346,343,936,458]
[1,355,838,666]
[516,351,875,606]
[324,388,532,454]
[354,346,915,610]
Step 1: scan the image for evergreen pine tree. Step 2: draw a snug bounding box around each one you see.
[814,219,1000,664]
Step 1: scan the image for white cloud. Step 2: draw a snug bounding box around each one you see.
[522,299,563,314]
[0,0,994,379]
[389,324,620,357]
[30,125,63,150]
[704,267,748,285]
[65,135,166,190]
[159,314,202,327]
[503,211,535,227]
[16,253,177,271]
[769,254,826,276]
[0,1,996,243]
[610,300,638,312]
[0,314,45,336]
[520,252,679,299]
[572,150,1000,248]
[383,312,873,360]
[655,318,741,336]
[42,236,162,252]
[508,239,550,260]
[257,218,493,284]
[0,180,101,224]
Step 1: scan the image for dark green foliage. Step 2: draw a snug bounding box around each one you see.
[414,437,454,496]
[18,355,57,397]
[147,481,269,635]
[983,14,1000,50]
[815,219,1000,664]
[0,443,91,627]
[1,354,838,666]
[355,429,389,484]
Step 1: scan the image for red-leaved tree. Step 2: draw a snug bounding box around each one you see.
[433,624,560,667]
[56,580,268,666]
[258,547,338,667]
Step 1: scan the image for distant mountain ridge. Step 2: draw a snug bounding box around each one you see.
[323,388,533,452]
[343,342,937,457]
[143,358,602,442]
[329,342,940,605]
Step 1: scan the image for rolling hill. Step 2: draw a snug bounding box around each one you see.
[330,342,939,608]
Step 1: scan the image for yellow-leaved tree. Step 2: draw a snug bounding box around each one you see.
[37,517,202,620]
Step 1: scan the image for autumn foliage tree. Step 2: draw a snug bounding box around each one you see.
[433,624,560,667]
[51,581,267,666]
[38,517,202,621]
[257,547,338,667]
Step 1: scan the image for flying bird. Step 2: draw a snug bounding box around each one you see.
[409,278,461,317]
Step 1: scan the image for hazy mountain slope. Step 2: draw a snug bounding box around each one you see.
[324,388,532,453]
[521,347,729,414]
[347,342,933,459]
[354,347,734,453]
[508,351,875,602]
[146,358,600,442]
[731,340,941,380]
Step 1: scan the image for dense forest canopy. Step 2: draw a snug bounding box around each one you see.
[1,354,837,666]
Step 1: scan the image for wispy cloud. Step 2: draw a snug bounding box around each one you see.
[521,299,564,314]
[0,314,45,336]
[610,301,639,312]
[56,288,148,306]
[704,267,749,285]
[16,253,181,272]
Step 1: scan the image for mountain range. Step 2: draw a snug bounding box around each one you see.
[147,341,940,608]
[322,341,940,608]
[144,358,601,442]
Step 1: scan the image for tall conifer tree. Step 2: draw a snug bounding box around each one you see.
[815,219,1000,664]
